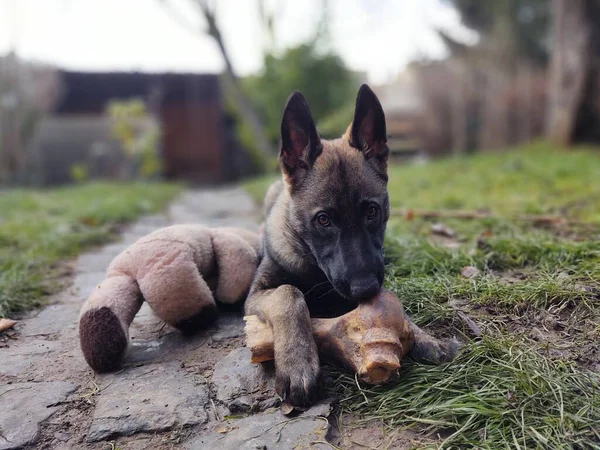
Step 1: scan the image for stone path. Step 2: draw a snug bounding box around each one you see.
[0,188,333,450]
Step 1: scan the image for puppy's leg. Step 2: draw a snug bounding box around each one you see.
[407,319,462,363]
[246,285,321,408]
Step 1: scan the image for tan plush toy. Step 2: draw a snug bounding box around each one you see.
[78,224,261,373]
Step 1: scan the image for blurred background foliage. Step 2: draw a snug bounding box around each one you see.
[442,0,550,65]
[105,98,162,180]
[242,42,357,143]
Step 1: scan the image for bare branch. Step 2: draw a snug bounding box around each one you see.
[156,0,206,36]
[158,0,275,157]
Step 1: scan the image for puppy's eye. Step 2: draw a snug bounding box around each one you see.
[316,212,331,227]
[367,205,378,220]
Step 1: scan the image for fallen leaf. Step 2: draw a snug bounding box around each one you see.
[454,310,483,337]
[79,216,98,227]
[0,318,17,332]
[216,425,238,434]
[431,223,455,238]
[556,271,570,282]
[442,241,462,250]
[280,402,295,415]
[575,283,597,294]
[461,266,481,279]
[476,237,492,252]
[405,209,415,221]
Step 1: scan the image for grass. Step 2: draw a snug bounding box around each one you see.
[0,182,181,317]
[332,336,600,449]
[242,142,600,449]
[243,174,277,206]
[386,141,600,222]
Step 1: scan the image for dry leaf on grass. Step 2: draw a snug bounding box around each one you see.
[453,310,483,337]
[0,318,17,332]
[280,402,294,415]
[461,266,481,279]
[215,425,238,434]
[431,223,456,238]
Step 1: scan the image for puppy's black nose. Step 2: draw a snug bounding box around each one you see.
[350,276,380,301]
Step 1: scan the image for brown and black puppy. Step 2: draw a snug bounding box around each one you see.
[245,84,460,408]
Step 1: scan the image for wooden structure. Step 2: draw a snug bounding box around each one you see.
[547,0,600,146]
[373,71,425,160]
[39,71,248,185]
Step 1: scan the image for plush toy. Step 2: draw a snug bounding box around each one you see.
[78,224,261,373]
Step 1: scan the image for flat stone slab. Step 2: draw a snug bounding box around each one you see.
[211,347,276,413]
[168,189,260,231]
[210,313,245,342]
[0,381,78,450]
[185,403,331,450]
[75,246,125,275]
[170,189,257,217]
[87,362,209,442]
[0,339,61,376]
[70,273,109,305]
[19,304,79,337]
[120,215,170,243]
[125,332,189,366]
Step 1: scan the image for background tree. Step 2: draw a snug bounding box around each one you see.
[418,0,551,154]
[442,0,550,66]
[219,0,356,171]
[159,0,275,157]
[546,0,600,146]
[0,54,61,184]
[243,43,357,143]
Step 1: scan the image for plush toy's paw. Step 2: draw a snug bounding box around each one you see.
[79,307,128,372]
[174,303,219,336]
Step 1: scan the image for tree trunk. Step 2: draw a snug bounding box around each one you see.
[450,62,468,155]
[198,1,275,158]
[546,0,598,146]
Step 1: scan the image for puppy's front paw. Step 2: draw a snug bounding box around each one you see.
[275,349,322,409]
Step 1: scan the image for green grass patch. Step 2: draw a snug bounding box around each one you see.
[333,336,600,449]
[0,182,181,317]
[387,141,600,222]
[242,173,278,205]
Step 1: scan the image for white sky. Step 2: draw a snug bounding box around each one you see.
[0,0,472,84]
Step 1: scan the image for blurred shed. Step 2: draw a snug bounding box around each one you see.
[31,71,251,185]
[29,117,125,185]
[372,71,425,160]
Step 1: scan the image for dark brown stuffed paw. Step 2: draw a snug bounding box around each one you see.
[174,303,219,336]
[79,306,128,372]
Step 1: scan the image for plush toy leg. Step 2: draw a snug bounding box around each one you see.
[138,254,218,335]
[211,231,259,304]
[79,275,143,372]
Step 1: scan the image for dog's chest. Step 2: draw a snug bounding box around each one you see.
[299,278,357,318]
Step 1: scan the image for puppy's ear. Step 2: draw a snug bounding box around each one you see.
[348,84,388,174]
[280,91,323,182]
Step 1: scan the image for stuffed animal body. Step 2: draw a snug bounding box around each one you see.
[79,224,261,373]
